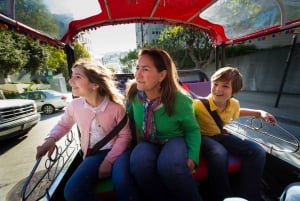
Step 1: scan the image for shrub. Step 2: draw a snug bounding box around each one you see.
[225,44,257,58]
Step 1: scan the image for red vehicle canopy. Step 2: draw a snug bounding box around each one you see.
[1,0,300,46]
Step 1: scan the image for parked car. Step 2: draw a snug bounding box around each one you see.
[15,90,71,114]
[0,90,41,141]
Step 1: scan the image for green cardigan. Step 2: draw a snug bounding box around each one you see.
[128,90,201,165]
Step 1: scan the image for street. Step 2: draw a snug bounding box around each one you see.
[0,110,65,201]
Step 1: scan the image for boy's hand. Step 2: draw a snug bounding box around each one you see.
[260,111,277,124]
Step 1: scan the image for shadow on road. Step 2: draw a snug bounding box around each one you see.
[39,110,65,121]
[0,135,28,155]
[6,169,52,201]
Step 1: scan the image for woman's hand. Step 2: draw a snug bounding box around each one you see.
[98,159,112,179]
[36,137,56,160]
[187,158,196,173]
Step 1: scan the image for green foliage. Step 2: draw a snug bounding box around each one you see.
[73,42,91,60]
[0,0,67,83]
[0,28,69,83]
[119,49,138,73]
[146,25,214,69]
[23,38,49,75]
[0,30,28,77]
[47,46,69,79]
[15,0,59,38]
[225,44,257,58]
[3,91,18,99]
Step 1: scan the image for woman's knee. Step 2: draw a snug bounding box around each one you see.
[130,142,158,173]
[157,138,188,174]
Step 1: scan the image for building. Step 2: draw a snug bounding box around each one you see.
[135,23,169,48]
[75,31,93,53]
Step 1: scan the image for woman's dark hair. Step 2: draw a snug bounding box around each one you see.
[127,48,182,115]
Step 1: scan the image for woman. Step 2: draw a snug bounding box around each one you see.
[36,59,132,201]
[114,48,202,201]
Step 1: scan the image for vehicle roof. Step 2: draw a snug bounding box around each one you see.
[1,0,299,46]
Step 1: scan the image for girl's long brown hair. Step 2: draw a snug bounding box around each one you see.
[72,59,124,106]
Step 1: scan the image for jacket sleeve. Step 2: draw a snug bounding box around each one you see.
[46,102,76,141]
[177,93,201,166]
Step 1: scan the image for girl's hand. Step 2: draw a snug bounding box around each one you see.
[36,137,56,160]
[98,159,112,179]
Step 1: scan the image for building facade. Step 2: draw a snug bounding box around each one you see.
[135,23,169,48]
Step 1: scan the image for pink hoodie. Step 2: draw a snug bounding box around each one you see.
[47,97,132,164]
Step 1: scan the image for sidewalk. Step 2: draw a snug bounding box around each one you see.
[236,91,300,126]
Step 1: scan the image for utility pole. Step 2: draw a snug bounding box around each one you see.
[141,23,144,48]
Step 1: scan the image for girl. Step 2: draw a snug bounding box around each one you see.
[36,59,132,201]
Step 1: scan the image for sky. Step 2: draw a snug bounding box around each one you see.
[43,0,137,56]
[89,24,137,56]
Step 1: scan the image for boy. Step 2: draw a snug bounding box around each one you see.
[193,67,276,201]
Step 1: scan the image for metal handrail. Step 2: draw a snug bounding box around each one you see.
[226,117,300,154]
[21,130,80,201]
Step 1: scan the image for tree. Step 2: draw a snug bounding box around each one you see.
[0,28,69,83]
[0,0,68,83]
[0,30,28,83]
[47,46,68,79]
[73,42,91,60]
[22,38,49,76]
[155,26,186,63]
[182,28,214,69]
[147,26,214,70]
[15,0,59,38]
[119,49,138,73]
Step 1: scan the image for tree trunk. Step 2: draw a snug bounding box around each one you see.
[0,71,6,84]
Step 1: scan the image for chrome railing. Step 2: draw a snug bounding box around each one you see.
[21,129,80,201]
[226,117,300,154]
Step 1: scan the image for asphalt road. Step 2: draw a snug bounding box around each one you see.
[0,110,65,201]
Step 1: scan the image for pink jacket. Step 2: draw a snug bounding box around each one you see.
[47,97,132,164]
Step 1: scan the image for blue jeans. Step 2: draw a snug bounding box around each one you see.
[201,134,266,201]
[130,137,202,201]
[64,149,110,201]
[112,150,141,201]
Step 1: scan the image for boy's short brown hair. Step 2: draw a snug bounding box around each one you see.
[211,66,243,95]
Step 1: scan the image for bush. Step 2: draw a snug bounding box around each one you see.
[225,44,257,58]
[3,91,19,99]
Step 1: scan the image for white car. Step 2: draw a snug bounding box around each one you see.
[0,90,41,141]
[15,90,71,114]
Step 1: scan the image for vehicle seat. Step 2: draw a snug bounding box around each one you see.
[193,154,241,180]
[93,154,242,197]
[182,81,211,97]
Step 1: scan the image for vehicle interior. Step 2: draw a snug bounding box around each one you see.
[0,0,299,201]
